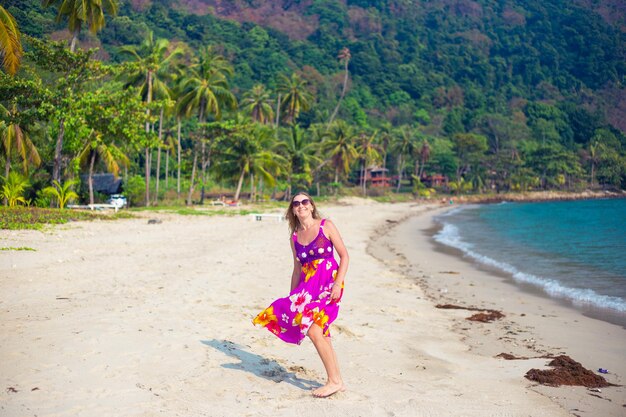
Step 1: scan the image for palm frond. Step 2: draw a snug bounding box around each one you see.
[0,6,23,75]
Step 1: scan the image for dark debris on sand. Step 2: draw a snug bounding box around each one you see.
[435,303,505,322]
[525,355,616,388]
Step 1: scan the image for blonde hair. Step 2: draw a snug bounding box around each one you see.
[285,192,321,235]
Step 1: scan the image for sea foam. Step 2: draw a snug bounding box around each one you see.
[434,221,626,313]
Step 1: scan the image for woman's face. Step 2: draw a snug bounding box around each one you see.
[291,194,313,218]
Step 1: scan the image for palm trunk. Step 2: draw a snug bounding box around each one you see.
[287,174,292,202]
[88,151,96,205]
[2,158,9,206]
[275,94,281,130]
[177,118,182,197]
[154,107,164,205]
[334,169,339,196]
[155,148,161,204]
[69,31,78,53]
[186,151,198,206]
[250,173,255,202]
[328,58,349,127]
[165,148,170,189]
[396,155,403,193]
[144,71,153,206]
[144,147,151,206]
[52,118,65,183]
[234,167,246,202]
[360,160,366,196]
[591,162,596,187]
[199,105,207,205]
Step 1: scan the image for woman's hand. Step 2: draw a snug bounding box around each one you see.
[330,283,342,302]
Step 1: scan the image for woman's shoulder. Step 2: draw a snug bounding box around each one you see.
[321,218,336,228]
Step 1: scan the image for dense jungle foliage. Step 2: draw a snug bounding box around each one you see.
[1,0,625,208]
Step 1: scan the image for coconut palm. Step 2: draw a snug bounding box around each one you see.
[321,121,359,193]
[178,46,236,125]
[43,0,118,52]
[119,32,181,105]
[390,126,418,192]
[215,121,285,202]
[242,84,275,124]
[43,179,79,209]
[328,47,351,127]
[277,124,321,199]
[0,6,22,75]
[76,130,129,205]
[418,138,431,178]
[120,32,182,205]
[277,72,312,125]
[162,129,177,190]
[0,171,29,207]
[178,45,236,202]
[0,105,41,178]
[356,130,381,196]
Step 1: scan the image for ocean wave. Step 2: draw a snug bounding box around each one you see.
[433,222,626,313]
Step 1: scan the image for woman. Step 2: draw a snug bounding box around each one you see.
[252,192,349,398]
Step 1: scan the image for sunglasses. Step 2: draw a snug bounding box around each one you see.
[291,199,311,207]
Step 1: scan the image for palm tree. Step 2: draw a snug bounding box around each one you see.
[277,124,321,199]
[43,179,79,209]
[171,68,188,198]
[0,171,29,207]
[242,84,274,124]
[356,130,381,196]
[120,32,181,105]
[277,72,312,125]
[321,121,359,194]
[0,105,41,178]
[119,31,182,205]
[43,0,118,52]
[153,102,173,205]
[588,140,601,188]
[178,45,236,203]
[162,129,177,191]
[307,123,331,197]
[215,121,285,202]
[418,138,431,178]
[0,6,22,75]
[327,47,351,127]
[76,130,129,205]
[390,126,417,193]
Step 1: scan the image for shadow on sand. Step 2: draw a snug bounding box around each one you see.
[201,339,320,390]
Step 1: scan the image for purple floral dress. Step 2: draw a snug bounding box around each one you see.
[253,219,343,345]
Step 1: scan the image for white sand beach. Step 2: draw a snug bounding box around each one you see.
[1,200,624,416]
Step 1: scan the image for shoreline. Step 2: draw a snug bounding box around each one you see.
[373,205,626,417]
[427,219,626,329]
[444,189,626,205]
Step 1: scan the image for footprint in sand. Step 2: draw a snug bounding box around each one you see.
[333,324,361,339]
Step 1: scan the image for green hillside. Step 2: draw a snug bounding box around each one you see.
[1,0,625,207]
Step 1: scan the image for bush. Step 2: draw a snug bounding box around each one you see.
[125,175,146,207]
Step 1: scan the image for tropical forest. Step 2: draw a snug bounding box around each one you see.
[1,0,625,213]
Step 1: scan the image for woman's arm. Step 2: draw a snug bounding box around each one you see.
[290,238,301,292]
[323,219,349,301]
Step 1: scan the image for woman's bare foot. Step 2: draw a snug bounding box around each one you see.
[312,381,346,398]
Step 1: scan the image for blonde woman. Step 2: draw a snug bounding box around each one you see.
[253,192,349,398]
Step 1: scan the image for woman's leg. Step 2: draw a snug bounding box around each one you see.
[307,324,345,397]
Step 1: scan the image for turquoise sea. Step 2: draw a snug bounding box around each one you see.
[433,198,626,326]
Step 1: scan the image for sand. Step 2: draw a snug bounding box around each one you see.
[1,200,624,416]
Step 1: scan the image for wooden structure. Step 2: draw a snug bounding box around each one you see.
[359,167,392,187]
